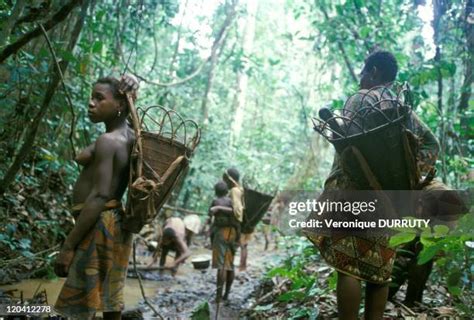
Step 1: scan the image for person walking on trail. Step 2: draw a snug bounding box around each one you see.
[149,216,191,275]
[305,51,439,320]
[222,168,250,271]
[262,197,284,251]
[54,75,139,320]
[208,180,240,302]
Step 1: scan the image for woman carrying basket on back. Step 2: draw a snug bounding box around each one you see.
[54,75,139,320]
[305,51,439,320]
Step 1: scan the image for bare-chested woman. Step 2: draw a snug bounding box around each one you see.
[54,75,138,320]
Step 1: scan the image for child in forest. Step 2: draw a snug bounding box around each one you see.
[54,75,138,320]
[208,180,240,302]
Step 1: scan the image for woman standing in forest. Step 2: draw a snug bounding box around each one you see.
[53,75,138,320]
[208,180,239,302]
[306,51,439,319]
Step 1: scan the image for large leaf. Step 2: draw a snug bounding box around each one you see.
[390,232,416,247]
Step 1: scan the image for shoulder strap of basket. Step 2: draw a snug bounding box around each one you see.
[126,93,143,178]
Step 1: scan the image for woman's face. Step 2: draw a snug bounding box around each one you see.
[88,83,121,123]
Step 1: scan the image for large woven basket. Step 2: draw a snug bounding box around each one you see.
[241,188,274,234]
[312,84,415,190]
[124,101,200,233]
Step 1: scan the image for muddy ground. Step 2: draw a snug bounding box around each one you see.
[129,232,284,319]
[1,230,463,319]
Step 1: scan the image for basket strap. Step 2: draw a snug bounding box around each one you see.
[126,93,143,177]
[346,146,382,190]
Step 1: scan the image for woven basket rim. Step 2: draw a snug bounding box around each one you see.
[141,131,190,150]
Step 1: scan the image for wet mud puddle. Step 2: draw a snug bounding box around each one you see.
[134,236,284,319]
[0,277,156,310]
[0,235,283,319]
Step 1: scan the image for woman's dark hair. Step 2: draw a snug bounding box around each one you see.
[162,227,176,239]
[364,51,398,82]
[95,77,128,113]
[226,168,240,182]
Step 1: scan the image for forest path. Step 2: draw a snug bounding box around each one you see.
[131,232,284,319]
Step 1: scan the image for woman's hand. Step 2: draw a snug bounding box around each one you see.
[54,247,75,277]
[119,74,139,100]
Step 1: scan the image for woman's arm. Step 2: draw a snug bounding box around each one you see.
[209,205,234,215]
[411,113,440,175]
[172,238,191,267]
[55,135,117,276]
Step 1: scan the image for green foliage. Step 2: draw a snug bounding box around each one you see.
[247,237,329,318]
[389,214,474,315]
[389,232,417,247]
[266,238,328,302]
[190,301,210,320]
[287,305,319,320]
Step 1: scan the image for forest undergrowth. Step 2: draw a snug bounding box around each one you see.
[243,234,474,319]
[0,168,74,284]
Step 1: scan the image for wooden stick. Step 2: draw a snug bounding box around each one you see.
[0,245,60,268]
[39,23,76,159]
[126,93,143,177]
[215,300,220,320]
[133,240,164,319]
[162,204,207,216]
[394,301,416,316]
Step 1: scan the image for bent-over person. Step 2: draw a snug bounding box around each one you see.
[151,217,191,275]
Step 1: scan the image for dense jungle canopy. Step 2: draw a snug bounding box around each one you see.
[0,0,473,316]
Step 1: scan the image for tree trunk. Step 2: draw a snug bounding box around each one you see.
[0,0,89,195]
[284,135,327,189]
[0,0,80,63]
[168,0,189,77]
[200,42,220,124]
[200,0,238,124]
[459,0,473,156]
[432,0,448,182]
[229,0,257,144]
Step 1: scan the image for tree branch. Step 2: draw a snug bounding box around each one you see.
[0,0,89,195]
[0,0,80,64]
[39,24,77,159]
[319,4,358,83]
[132,59,209,87]
[134,1,238,88]
[0,0,26,48]
[168,0,189,77]
[201,0,238,123]
[132,241,164,320]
